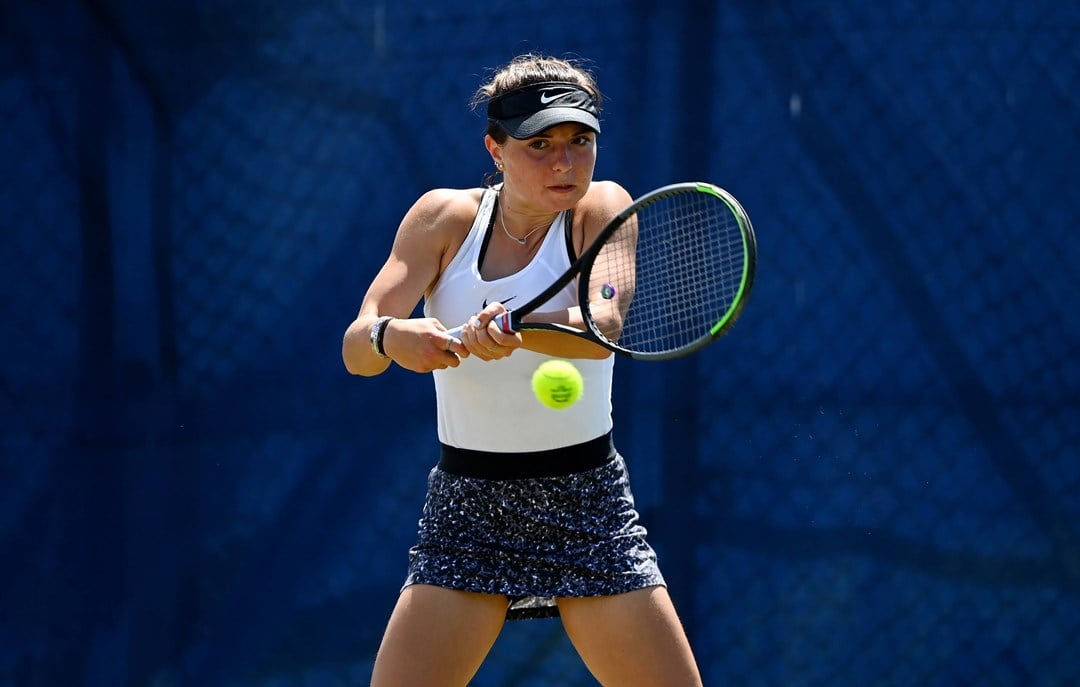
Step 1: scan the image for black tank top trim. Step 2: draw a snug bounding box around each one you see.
[438,431,615,480]
[477,191,575,270]
[477,190,499,268]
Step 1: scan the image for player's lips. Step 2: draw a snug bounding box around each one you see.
[547,184,577,193]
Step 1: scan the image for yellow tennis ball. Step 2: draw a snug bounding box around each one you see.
[531,359,584,409]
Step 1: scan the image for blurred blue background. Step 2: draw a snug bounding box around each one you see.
[1,1,1077,685]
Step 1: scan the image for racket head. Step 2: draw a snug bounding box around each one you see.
[578,182,756,360]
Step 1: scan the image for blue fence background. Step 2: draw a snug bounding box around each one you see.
[2,1,1077,685]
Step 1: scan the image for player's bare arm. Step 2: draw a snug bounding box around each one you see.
[342,189,480,375]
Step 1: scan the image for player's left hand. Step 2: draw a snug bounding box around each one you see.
[459,301,522,361]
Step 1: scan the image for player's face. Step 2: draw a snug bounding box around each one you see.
[498,123,596,213]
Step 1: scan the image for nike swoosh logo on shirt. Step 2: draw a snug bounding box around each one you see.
[482,296,516,309]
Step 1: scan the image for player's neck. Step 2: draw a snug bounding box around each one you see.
[498,187,558,246]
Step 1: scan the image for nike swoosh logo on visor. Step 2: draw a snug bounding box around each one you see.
[539,90,574,105]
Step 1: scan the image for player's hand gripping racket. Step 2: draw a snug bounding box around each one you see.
[448,182,757,361]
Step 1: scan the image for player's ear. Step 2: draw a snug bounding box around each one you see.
[484,135,502,166]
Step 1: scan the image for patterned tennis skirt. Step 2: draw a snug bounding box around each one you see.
[403,446,666,620]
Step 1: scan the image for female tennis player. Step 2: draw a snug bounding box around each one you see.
[342,53,702,686]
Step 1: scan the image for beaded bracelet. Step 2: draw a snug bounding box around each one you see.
[369,316,394,358]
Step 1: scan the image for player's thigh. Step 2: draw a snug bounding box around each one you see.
[371,584,508,687]
[557,586,702,687]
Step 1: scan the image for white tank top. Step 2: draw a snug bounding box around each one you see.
[424,188,614,452]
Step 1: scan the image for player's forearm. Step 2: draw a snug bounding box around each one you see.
[520,329,611,359]
[519,307,611,359]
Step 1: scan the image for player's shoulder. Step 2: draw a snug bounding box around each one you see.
[403,184,488,231]
[411,187,486,223]
[581,180,633,211]
[576,180,633,230]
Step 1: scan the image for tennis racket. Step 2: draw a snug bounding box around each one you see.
[448,181,756,361]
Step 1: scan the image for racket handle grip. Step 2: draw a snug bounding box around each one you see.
[493,311,515,333]
[445,312,515,340]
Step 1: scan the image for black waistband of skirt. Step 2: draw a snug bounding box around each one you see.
[438,431,615,480]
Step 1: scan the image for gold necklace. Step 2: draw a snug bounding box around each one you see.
[499,194,550,245]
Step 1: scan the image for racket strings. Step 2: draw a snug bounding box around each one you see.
[588,191,748,355]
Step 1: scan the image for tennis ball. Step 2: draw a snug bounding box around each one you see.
[531,359,584,409]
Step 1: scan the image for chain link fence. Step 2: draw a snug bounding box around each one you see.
[1,1,1077,685]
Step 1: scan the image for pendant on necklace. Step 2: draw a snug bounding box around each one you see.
[498,190,548,245]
